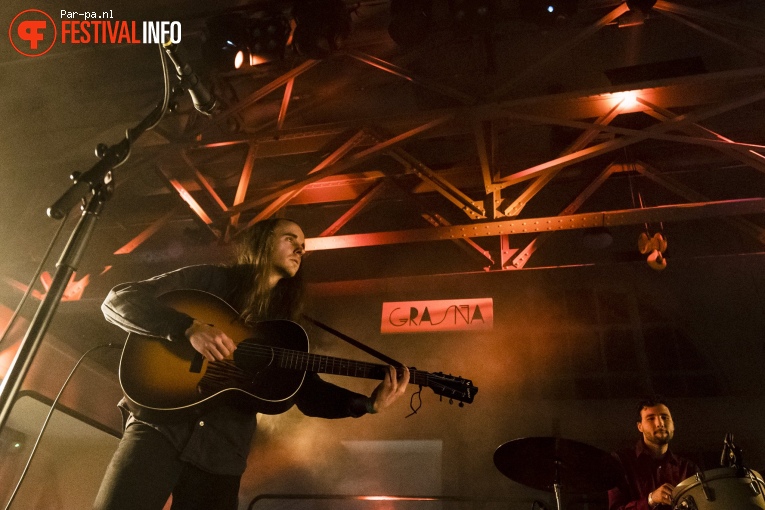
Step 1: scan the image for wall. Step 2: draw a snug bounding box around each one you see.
[239,253,765,510]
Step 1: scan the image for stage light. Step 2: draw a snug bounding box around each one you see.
[202,14,251,71]
[388,0,432,48]
[616,90,639,108]
[292,0,351,58]
[519,0,578,25]
[247,13,291,65]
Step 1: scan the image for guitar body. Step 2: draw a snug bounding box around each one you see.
[119,290,307,415]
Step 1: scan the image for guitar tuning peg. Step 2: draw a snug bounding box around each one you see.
[449,398,454,405]
[459,402,464,408]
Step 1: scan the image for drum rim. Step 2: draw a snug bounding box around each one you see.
[672,467,765,503]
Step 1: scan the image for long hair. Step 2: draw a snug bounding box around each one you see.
[231,218,304,323]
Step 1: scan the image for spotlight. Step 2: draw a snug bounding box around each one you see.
[518,0,578,26]
[389,0,432,48]
[292,0,351,59]
[202,14,250,71]
[247,13,291,65]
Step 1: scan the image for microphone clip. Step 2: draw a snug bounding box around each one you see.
[162,42,217,116]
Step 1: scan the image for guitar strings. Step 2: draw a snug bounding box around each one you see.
[202,341,468,399]
[233,342,403,377]
[204,361,459,400]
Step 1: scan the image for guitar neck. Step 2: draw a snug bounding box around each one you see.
[275,348,428,386]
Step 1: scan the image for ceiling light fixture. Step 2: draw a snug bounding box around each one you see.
[247,13,291,66]
[202,14,251,71]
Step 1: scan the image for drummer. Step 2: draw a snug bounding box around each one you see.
[608,398,699,509]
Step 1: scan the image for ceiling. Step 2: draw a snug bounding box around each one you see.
[1,0,764,301]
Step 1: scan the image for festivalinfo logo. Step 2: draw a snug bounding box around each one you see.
[9,8,182,57]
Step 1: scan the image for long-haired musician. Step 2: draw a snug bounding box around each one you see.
[94,218,409,510]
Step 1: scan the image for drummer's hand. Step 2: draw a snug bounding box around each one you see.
[186,320,236,361]
[650,483,675,507]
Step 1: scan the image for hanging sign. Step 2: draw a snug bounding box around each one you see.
[381,298,493,333]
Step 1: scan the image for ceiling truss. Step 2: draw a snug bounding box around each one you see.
[111,0,765,276]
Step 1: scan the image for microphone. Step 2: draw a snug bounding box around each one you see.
[162,42,217,115]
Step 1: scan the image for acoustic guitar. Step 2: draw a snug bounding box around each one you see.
[119,289,478,415]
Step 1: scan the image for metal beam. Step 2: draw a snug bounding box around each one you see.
[500,99,625,216]
[172,67,765,161]
[488,2,630,100]
[242,190,301,231]
[305,198,765,251]
[637,97,765,175]
[179,151,228,213]
[319,180,388,237]
[655,10,765,61]
[113,206,181,255]
[496,86,765,187]
[473,119,495,193]
[226,115,454,215]
[230,144,257,229]
[510,162,620,269]
[634,162,765,244]
[654,0,765,37]
[204,59,319,135]
[491,110,765,153]
[345,50,477,106]
[276,78,296,132]
[421,212,494,267]
[155,164,221,239]
[387,148,486,220]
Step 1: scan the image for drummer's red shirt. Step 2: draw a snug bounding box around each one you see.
[608,440,699,510]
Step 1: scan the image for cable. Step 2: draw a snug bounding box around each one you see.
[2,342,123,510]
[405,387,422,418]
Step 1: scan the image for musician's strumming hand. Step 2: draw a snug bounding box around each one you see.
[368,366,410,414]
[186,320,237,361]
[649,483,674,508]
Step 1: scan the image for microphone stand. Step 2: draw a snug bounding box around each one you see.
[0,83,182,432]
[553,458,564,510]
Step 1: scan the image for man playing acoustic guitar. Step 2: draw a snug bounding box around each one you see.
[93,218,410,510]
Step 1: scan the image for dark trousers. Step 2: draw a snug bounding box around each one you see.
[93,422,240,510]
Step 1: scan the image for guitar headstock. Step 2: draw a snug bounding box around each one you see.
[427,372,478,405]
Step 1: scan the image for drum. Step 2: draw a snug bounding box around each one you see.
[672,467,765,510]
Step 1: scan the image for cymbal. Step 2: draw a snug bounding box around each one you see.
[494,437,621,494]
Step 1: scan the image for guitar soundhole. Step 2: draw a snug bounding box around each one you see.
[233,342,274,373]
